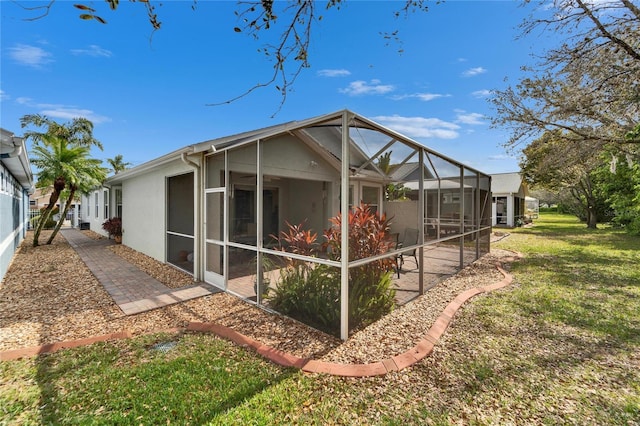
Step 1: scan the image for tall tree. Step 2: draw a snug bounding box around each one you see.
[491,0,640,158]
[46,157,107,244]
[520,131,605,228]
[21,114,103,150]
[106,154,131,175]
[21,114,104,246]
[29,135,94,245]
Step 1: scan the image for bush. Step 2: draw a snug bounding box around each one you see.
[102,217,122,238]
[31,206,59,229]
[624,216,640,236]
[267,204,396,336]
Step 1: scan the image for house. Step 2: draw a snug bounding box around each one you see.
[490,172,530,227]
[82,110,492,339]
[0,129,34,283]
[29,186,82,228]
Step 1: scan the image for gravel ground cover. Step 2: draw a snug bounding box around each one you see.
[1,230,514,363]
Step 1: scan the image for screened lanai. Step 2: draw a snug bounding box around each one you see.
[197,110,491,340]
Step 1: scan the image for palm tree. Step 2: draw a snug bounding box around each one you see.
[21,114,104,246]
[46,156,107,244]
[106,154,131,174]
[29,135,95,245]
[21,114,103,150]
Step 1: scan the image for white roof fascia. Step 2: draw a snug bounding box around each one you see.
[106,145,195,184]
[191,110,350,154]
[106,109,491,185]
[0,128,34,190]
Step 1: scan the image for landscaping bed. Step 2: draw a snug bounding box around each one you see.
[1,230,515,363]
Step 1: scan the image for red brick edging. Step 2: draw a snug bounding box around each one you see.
[1,261,516,376]
[0,331,133,361]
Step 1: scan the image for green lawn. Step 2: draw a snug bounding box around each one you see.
[2,213,639,425]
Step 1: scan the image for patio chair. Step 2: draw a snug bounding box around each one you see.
[395,227,419,277]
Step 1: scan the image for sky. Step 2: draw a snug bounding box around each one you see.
[1,0,555,176]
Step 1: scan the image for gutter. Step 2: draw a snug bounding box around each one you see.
[0,143,22,159]
[181,152,202,282]
[1,135,35,192]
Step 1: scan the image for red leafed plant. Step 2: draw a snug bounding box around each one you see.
[267,204,397,336]
[271,220,318,258]
[323,203,395,264]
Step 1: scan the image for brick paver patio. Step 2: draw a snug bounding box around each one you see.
[61,229,219,315]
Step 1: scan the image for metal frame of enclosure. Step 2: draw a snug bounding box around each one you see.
[192,110,492,340]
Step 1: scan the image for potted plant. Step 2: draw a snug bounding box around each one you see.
[102,217,123,243]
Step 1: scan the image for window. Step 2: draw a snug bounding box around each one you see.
[361,185,380,214]
[95,193,99,217]
[115,188,122,218]
[104,190,109,219]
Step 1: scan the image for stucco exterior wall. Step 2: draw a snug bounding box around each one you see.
[121,159,194,263]
[385,200,418,235]
[80,188,111,236]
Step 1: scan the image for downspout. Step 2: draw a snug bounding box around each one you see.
[181,152,202,282]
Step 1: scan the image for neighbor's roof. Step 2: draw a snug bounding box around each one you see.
[491,172,527,195]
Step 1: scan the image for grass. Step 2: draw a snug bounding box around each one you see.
[2,213,639,425]
[1,333,296,425]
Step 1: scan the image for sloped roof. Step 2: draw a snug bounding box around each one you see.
[108,110,490,184]
[491,172,527,195]
[0,128,33,190]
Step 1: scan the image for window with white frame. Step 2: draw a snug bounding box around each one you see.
[95,192,99,217]
[104,190,109,219]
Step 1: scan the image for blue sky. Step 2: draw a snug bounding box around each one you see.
[1,1,552,175]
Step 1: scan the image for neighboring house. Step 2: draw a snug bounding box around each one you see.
[29,186,82,228]
[29,186,50,211]
[81,110,493,339]
[0,129,34,283]
[79,185,117,232]
[490,172,530,227]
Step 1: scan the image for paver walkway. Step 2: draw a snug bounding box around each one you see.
[61,229,219,315]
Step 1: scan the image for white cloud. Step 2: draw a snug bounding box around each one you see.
[9,44,53,68]
[15,97,111,124]
[0,90,9,101]
[392,92,450,101]
[488,154,515,160]
[472,89,492,98]
[373,115,460,139]
[70,44,113,58]
[462,67,487,77]
[455,110,485,125]
[339,79,395,96]
[41,108,111,124]
[317,69,351,77]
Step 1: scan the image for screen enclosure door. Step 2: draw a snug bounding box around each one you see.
[205,188,225,287]
[166,172,194,274]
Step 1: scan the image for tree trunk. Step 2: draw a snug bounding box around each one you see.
[586,205,598,229]
[33,205,54,247]
[33,176,65,247]
[47,186,76,244]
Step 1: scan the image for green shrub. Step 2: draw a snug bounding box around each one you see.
[31,206,59,229]
[267,204,396,336]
